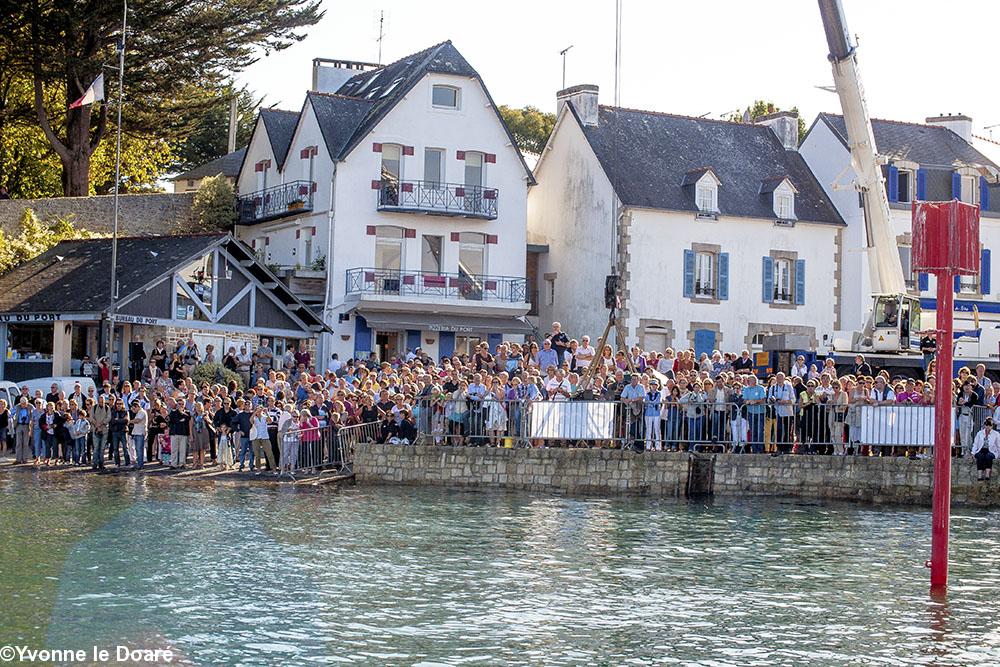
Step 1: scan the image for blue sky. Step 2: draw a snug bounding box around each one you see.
[235,0,1000,137]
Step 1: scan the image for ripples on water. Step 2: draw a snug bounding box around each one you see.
[2,474,999,666]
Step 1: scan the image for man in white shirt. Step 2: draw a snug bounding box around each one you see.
[574,335,595,369]
[973,418,1000,481]
[870,376,896,404]
[767,372,796,453]
[544,369,572,401]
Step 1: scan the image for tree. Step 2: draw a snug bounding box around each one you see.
[189,175,237,233]
[11,0,322,196]
[171,85,258,173]
[499,105,556,156]
[730,100,807,142]
[0,208,95,274]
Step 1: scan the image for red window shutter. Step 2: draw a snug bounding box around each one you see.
[484,189,496,200]
[296,229,301,239]
[311,182,318,193]
[403,145,414,156]
[264,237,270,246]
[366,225,377,236]
[264,159,271,169]
[404,228,416,238]
[254,162,264,172]
[456,150,466,160]
[485,153,496,164]
[251,239,257,249]
[372,142,382,153]
[455,186,465,197]
[450,232,460,242]
[311,228,317,236]
[311,145,319,156]
[298,185,309,196]
[486,234,498,244]
[300,148,310,159]
[401,182,413,193]
[371,180,381,190]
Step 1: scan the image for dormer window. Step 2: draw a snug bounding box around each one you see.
[771,179,797,220]
[695,172,720,213]
[432,85,460,109]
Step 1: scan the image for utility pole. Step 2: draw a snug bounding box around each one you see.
[227,97,238,154]
[105,0,126,366]
[559,45,573,89]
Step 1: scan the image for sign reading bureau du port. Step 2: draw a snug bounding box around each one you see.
[0,313,63,322]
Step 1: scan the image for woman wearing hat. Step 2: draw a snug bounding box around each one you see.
[972,418,1000,481]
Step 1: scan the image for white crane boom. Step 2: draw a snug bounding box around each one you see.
[818,0,907,296]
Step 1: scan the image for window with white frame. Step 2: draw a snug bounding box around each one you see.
[898,246,916,289]
[694,251,715,297]
[424,148,444,188]
[961,175,979,205]
[696,181,718,213]
[432,85,461,109]
[374,226,404,271]
[960,272,979,294]
[896,169,913,203]
[775,191,794,219]
[773,258,792,303]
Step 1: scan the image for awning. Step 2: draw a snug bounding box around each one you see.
[356,310,534,335]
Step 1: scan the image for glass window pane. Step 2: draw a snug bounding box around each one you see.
[432,85,458,107]
[422,235,443,273]
[375,241,402,271]
[424,149,442,186]
[465,153,483,187]
[381,145,401,180]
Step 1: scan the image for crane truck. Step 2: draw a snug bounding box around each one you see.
[816,0,998,378]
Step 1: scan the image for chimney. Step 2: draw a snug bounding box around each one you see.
[557,84,599,127]
[926,113,973,144]
[312,57,380,94]
[755,111,799,151]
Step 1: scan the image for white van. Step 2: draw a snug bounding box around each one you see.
[0,380,19,408]
[21,376,98,401]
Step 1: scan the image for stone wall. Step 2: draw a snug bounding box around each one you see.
[353,444,1000,506]
[0,193,196,237]
[354,444,691,496]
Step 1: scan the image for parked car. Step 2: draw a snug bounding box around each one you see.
[21,376,97,400]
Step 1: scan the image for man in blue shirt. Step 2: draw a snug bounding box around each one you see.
[536,339,559,373]
[741,374,766,453]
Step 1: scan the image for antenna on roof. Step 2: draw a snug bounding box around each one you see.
[985,122,1000,140]
[559,45,573,89]
[374,10,389,65]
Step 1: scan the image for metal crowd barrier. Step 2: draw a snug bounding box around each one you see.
[335,421,381,474]
[410,397,992,454]
[280,421,377,478]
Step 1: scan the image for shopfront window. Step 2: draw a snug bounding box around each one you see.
[7,324,53,360]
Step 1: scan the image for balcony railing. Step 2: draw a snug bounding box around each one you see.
[375,179,498,219]
[237,180,314,225]
[346,268,526,303]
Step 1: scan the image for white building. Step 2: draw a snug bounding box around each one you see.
[235,43,535,363]
[800,112,1000,336]
[528,86,845,357]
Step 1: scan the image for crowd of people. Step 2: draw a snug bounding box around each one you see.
[2,322,1000,478]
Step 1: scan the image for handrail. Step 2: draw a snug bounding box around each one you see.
[376,178,498,219]
[237,180,314,225]
[345,267,528,303]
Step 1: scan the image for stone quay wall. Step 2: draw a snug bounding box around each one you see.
[0,193,196,237]
[353,444,1000,506]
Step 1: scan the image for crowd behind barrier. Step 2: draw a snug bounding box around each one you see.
[3,324,1000,477]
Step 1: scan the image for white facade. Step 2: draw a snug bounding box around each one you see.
[529,103,842,356]
[235,49,533,365]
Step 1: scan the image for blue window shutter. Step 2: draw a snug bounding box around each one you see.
[981,176,991,210]
[438,332,455,360]
[718,252,729,300]
[683,249,695,298]
[954,275,961,293]
[406,329,421,352]
[762,256,774,303]
[952,171,962,199]
[918,272,929,291]
[354,315,372,356]
[916,168,927,200]
[488,333,503,353]
[795,259,806,305]
[887,165,899,202]
[982,249,991,294]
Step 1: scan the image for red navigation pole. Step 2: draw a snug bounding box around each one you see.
[912,199,980,593]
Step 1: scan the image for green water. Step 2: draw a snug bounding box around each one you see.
[1,473,999,666]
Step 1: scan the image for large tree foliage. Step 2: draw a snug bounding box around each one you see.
[188,175,237,233]
[172,85,258,173]
[499,105,556,156]
[10,0,322,196]
[729,100,807,141]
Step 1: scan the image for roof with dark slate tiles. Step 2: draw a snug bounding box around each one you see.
[816,113,999,170]
[574,105,843,224]
[260,109,300,170]
[173,147,246,182]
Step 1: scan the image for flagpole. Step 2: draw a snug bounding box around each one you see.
[106,0,126,369]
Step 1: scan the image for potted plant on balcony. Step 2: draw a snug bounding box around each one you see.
[287,198,306,211]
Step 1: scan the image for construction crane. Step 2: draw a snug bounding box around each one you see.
[818,0,921,355]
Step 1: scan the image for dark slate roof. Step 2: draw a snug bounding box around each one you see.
[0,234,329,330]
[817,113,999,170]
[260,109,300,170]
[305,92,373,160]
[680,167,717,186]
[173,147,246,181]
[575,106,843,224]
[0,235,228,314]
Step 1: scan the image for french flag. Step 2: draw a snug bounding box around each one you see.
[69,74,105,109]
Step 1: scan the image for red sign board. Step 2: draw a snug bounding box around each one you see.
[912,200,980,274]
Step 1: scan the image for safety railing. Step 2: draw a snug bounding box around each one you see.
[279,421,373,478]
[407,398,991,454]
[375,179,498,219]
[236,180,314,225]
[344,268,528,304]
[335,420,381,474]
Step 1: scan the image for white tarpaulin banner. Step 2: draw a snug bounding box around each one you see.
[858,405,941,446]
[529,401,617,439]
